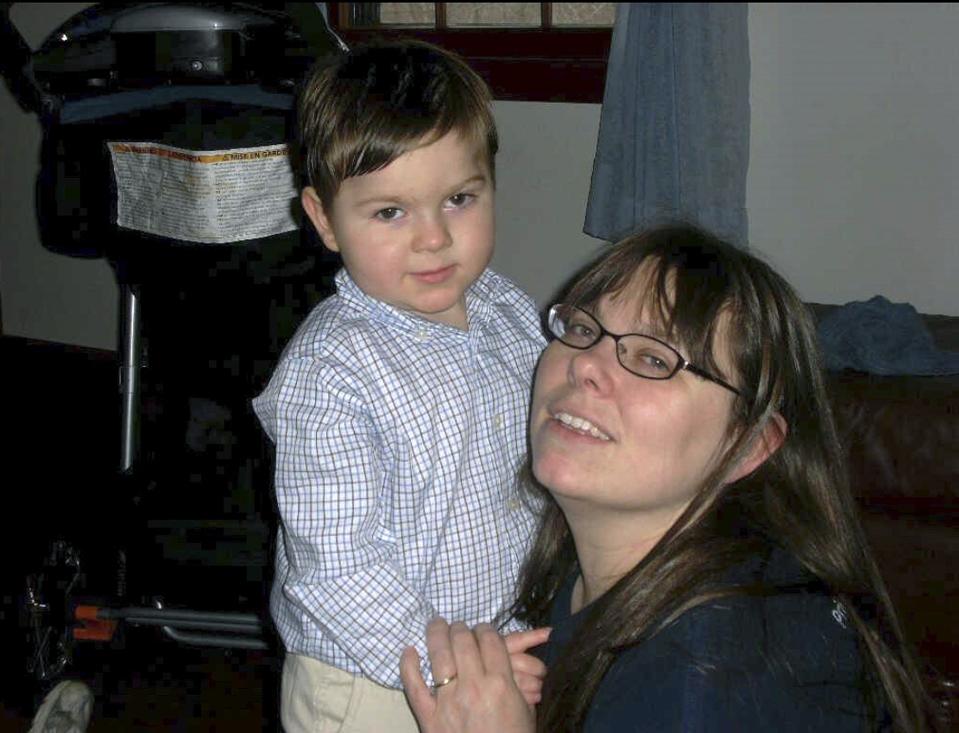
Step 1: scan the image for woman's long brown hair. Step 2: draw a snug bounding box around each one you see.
[512,225,943,731]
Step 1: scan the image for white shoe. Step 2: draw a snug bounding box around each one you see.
[28,680,93,733]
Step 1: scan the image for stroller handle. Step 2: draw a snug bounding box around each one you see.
[0,3,52,116]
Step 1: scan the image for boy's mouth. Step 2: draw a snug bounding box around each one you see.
[412,264,456,284]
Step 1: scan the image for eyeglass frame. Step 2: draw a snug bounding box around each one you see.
[546,303,742,396]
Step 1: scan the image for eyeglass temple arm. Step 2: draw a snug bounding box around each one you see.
[684,364,741,396]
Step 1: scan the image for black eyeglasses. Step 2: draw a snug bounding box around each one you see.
[547,304,741,396]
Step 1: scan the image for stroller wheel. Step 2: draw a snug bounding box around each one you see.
[22,539,83,683]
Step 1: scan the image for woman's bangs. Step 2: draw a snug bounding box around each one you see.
[562,228,748,388]
[663,262,736,376]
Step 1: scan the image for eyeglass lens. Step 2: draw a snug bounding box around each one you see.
[548,304,682,380]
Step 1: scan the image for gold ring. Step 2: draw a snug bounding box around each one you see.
[431,673,457,690]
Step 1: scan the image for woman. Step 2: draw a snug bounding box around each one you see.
[400,225,942,731]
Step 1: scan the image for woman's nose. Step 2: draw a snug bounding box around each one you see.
[567,336,618,392]
[413,214,452,252]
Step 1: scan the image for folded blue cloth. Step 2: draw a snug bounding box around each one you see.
[817,295,959,376]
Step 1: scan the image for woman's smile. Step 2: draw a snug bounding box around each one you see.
[551,410,612,441]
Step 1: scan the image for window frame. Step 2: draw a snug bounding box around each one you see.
[325,3,612,103]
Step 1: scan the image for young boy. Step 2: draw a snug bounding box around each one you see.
[253,41,546,731]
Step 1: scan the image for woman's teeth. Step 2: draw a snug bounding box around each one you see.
[554,412,611,441]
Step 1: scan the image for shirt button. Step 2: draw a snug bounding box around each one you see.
[507,498,520,511]
[416,329,429,342]
[493,413,504,429]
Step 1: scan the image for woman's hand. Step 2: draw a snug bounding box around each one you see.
[401,618,537,733]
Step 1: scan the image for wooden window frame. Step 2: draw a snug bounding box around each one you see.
[325,3,612,103]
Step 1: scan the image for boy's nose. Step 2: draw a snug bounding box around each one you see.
[413,216,452,252]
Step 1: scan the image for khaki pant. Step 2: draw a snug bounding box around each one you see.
[280,654,420,733]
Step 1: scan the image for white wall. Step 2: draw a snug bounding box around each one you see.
[490,101,606,307]
[1,3,957,352]
[748,2,959,316]
[1,3,117,349]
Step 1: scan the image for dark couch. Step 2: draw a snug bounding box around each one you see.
[810,304,958,720]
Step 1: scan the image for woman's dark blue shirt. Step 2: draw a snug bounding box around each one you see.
[540,548,873,731]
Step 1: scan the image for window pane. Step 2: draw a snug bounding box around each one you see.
[380,3,435,26]
[447,3,541,28]
[553,3,616,27]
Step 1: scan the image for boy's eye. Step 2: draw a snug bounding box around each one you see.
[446,193,475,208]
[374,207,404,221]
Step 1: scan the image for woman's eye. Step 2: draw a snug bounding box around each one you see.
[639,352,671,372]
[568,322,595,339]
[375,207,404,221]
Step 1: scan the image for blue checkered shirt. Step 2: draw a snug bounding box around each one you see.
[253,268,545,689]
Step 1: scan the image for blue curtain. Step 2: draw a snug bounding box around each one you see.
[584,3,750,246]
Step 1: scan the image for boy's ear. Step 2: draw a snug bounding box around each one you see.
[301,187,339,253]
[725,412,787,484]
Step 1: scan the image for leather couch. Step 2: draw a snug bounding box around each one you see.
[810,304,958,721]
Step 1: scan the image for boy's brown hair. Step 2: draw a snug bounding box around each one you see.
[296,39,498,209]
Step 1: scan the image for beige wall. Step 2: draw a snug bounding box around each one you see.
[1,3,957,351]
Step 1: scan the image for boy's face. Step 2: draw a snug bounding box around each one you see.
[302,131,494,329]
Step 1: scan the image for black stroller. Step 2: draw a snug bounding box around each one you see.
[0,1,344,699]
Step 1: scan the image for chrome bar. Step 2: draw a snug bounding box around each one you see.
[160,625,270,650]
[118,283,141,473]
[99,607,262,628]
